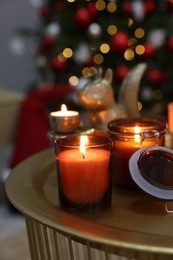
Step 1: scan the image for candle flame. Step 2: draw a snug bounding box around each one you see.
[61,104,67,112]
[80,135,88,159]
[134,126,141,143]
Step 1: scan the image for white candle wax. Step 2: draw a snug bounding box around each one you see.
[50,104,79,117]
[50,110,79,117]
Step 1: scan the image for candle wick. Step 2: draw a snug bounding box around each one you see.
[81,152,85,159]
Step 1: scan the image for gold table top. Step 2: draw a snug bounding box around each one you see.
[5,148,173,256]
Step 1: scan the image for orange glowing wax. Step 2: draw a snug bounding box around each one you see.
[112,126,164,188]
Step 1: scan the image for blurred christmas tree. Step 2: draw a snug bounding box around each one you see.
[16,0,173,116]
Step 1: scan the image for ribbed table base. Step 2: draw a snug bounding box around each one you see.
[25,216,172,260]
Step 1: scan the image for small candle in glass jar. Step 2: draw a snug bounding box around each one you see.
[108,118,166,189]
[50,104,80,133]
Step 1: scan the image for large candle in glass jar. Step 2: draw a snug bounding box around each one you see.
[108,118,166,189]
[54,135,112,212]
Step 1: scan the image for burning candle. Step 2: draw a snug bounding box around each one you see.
[50,104,80,133]
[54,135,112,212]
[108,118,166,189]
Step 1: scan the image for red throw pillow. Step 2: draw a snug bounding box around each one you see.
[10,85,74,168]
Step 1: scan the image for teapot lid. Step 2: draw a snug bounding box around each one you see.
[129,146,173,201]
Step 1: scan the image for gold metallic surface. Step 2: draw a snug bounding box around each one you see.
[5,148,173,259]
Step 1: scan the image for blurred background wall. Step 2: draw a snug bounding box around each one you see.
[0,0,39,204]
[0,0,38,92]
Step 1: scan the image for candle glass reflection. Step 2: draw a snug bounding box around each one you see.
[54,135,112,212]
[108,118,166,189]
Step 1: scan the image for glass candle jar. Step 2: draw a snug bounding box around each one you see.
[54,135,112,212]
[108,118,166,189]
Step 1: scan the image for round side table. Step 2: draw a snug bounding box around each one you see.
[5,148,173,260]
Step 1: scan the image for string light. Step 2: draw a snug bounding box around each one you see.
[137,101,143,111]
[96,0,106,11]
[107,2,117,12]
[100,43,110,53]
[135,45,145,55]
[128,18,134,27]
[82,67,97,77]
[82,68,90,77]
[63,48,73,58]
[124,48,135,61]
[69,76,79,86]
[135,28,145,39]
[93,54,104,64]
[107,25,117,35]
